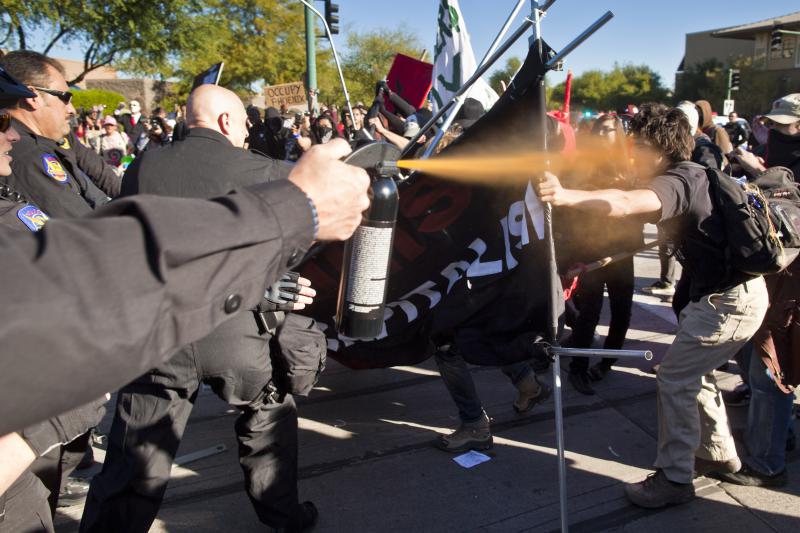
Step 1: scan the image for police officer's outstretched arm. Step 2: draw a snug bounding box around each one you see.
[0,146,369,435]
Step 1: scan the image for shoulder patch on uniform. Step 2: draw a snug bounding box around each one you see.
[17,204,49,232]
[41,154,69,183]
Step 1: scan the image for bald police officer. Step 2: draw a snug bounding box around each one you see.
[81,85,322,533]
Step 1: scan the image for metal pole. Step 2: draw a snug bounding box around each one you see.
[400,17,535,158]
[298,0,355,126]
[421,0,528,159]
[544,11,614,69]
[304,5,317,114]
[727,68,733,101]
[527,1,568,531]
[551,347,653,360]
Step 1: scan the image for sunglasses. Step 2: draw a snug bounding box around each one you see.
[0,113,10,133]
[30,86,73,104]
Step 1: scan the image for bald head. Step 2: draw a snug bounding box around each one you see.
[186,85,249,147]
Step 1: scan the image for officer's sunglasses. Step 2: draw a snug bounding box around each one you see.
[0,113,10,133]
[30,86,73,105]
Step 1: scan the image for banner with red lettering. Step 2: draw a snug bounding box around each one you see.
[299,44,556,369]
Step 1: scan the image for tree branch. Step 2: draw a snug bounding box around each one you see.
[70,45,117,86]
[15,23,26,50]
[43,26,69,56]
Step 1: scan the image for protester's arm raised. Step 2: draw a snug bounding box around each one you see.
[536,171,662,218]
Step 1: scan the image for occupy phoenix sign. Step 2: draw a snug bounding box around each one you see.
[264,82,307,108]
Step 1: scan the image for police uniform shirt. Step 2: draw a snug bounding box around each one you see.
[5,120,108,218]
[0,197,48,233]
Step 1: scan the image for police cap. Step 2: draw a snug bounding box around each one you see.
[0,65,36,107]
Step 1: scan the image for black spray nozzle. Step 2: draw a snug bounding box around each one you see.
[375,160,399,177]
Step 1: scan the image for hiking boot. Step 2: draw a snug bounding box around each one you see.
[588,362,613,382]
[568,371,595,396]
[715,464,788,488]
[624,470,695,509]
[641,281,675,297]
[513,375,551,413]
[722,384,751,407]
[694,456,741,477]
[436,411,492,453]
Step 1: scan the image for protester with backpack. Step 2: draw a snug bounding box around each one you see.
[718,93,800,487]
[537,106,769,509]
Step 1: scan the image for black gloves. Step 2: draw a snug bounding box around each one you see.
[258,271,305,313]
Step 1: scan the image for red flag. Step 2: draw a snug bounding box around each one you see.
[385,54,433,112]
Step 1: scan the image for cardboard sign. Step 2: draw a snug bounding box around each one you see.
[264,82,307,108]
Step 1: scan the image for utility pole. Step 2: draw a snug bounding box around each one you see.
[304,5,318,114]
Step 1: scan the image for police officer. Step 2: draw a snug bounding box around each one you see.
[0,63,369,502]
[81,84,322,533]
[0,73,105,532]
[0,51,110,216]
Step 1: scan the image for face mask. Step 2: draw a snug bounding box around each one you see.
[318,127,333,143]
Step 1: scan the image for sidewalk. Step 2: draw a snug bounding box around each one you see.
[56,226,800,532]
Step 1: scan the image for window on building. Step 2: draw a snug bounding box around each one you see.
[771,33,796,61]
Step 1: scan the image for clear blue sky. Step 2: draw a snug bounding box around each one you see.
[29,0,800,89]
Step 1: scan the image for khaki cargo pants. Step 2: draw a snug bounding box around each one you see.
[654,277,769,483]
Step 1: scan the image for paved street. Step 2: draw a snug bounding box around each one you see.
[56,226,800,532]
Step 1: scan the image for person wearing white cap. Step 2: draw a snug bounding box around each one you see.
[734,93,800,179]
[90,115,130,171]
[675,100,723,170]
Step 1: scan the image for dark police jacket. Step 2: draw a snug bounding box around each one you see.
[6,120,109,217]
[122,127,292,199]
[0,179,314,435]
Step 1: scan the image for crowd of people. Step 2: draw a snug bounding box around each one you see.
[0,39,798,533]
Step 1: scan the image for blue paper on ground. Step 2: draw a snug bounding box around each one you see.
[453,450,491,468]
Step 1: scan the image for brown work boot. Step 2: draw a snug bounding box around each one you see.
[436,410,492,453]
[513,374,551,413]
[694,456,741,477]
[624,470,695,509]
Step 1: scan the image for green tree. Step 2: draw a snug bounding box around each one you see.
[488,56,521,95]
[71,88,125,112]
[674,57,778,118]
[333,26,425,106]
[1,0,208,85]
[549,63,669,113]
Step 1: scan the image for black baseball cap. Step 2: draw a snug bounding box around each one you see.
[0,66,35,107]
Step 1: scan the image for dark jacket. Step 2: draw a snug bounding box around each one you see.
[63,131,122,197]
[122,127,292,198]
[0,179,313,434]
[5,120,108,217]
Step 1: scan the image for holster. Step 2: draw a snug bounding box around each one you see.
[254,310,286,336]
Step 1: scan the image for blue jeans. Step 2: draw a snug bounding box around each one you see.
[435,348,533,423]
[745,354,795,475]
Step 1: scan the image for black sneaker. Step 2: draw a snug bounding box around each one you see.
[722,384,751,407]
[568,371,595,396]
[273,501,319,532]
[715,464,788,487]
[641,281,675,296]
[57,477,90,507]
[588,363,612,382]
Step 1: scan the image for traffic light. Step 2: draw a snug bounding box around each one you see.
[771,28,783,51]
[730,69,740,91]
[325,1,340,35]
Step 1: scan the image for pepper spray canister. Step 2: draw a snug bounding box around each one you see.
[336,142,401,339]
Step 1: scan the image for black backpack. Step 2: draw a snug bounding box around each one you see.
[705,166,800,275]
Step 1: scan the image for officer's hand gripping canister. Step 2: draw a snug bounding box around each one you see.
[335,142,401,339]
